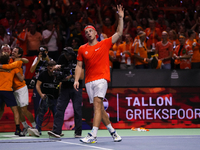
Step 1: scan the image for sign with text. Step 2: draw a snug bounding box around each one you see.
[82,87,200,129]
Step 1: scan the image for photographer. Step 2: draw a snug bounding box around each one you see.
[48,47,84,138]
[28,60,59,137]
[30,46,51,118]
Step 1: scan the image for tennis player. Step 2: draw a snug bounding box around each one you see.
[74,5,124,144]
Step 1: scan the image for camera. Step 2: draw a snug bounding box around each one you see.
[63,47,76,59]
[39,46,47,58]
[53,65,75,83]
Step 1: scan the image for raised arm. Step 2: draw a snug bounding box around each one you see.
[74,61,83,91]
[112,5,124,44]
[30,57,40,73]
[15,57,29,64]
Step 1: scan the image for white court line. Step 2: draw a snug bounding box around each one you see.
[1,135,35,139]
[122,135,200,139]
[58,141,113,150]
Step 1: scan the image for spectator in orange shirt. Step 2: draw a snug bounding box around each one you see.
[110,37,122,69]
[133,31,151,69]
[155,31,173,69]
[117,33,134,69]
[168,30,180,49]
[26,23,43,56]
[12,23,28,56]
[133,26,143,45]
[97,5,118,38]
[186,30,200,69]
[174,35,193,69]
[145,19,161,50]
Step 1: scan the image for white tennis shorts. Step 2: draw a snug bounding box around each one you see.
[85,79,108,103]
[13,85,29,107]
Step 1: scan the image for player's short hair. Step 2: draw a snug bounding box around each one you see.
[0,52,9,64]
[15,47,23,58]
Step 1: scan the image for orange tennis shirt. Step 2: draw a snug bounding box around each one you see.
[0,68,20,91]
[2,60,26,90]
[77,37,113,83]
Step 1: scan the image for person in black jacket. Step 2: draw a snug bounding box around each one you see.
[48,47,84,138]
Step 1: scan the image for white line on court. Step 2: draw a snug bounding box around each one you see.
[1,135,35,139]
[58,141,113,150]
[122,135,200,139]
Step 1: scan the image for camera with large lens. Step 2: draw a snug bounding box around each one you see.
[52,47,76,83]
[39,46,47,58]
[53,65,75,83]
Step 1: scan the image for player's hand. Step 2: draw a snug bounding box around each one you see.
[117,5,124,19]
[74,81,79,91]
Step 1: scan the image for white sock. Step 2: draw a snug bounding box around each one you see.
[106,123,115,133]
[22,121,29,128]
[90,126,98,137]
[31,122,36,128]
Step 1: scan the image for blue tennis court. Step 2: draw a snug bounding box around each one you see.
[0,129,200,150]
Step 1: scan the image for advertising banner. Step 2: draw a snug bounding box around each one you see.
[82,87,200,129]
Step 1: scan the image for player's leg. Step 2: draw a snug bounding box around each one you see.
[80,79,107,143]
[10,106,24,136]
[101,103,122,142]
[14,86,36,135]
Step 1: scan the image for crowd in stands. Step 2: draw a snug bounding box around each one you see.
[1,0,200,75]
